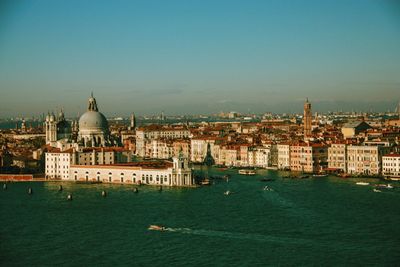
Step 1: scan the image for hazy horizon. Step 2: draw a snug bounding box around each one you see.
[1,0,400,117]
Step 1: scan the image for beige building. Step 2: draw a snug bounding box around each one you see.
[190,137,219,163]
[136,126,190,157]
[277,144,290,170]
[290,143,328,173]
[382,154,400,179]
[248,146,271,168]
[328,143,347,172]
[346,145,387,175]
[70,154,194,187]
[341,121,371,139]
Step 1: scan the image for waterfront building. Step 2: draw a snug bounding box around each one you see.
[328,143,347,173]
[136,125,190,157]
[45,147,131,179]
[69,152,194,187]
[217,145,238,166]
[303,98,312,140]
[382,154,400,179]
[290,143,328,173]
[248,146,271,168]
[238,144,250,166]
[190,137,220,163]
[346,145,387,175]
[277,144,290,170]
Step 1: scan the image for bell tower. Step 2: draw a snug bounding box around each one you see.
[303,98,312,140]
[45,113,57,144]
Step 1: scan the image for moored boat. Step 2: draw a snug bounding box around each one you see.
[312,174,328,177]
[201,179,211,185]
[356,182,370,186]
[260,178,274,182]
[375,184,394,189]
[238,169,256,175]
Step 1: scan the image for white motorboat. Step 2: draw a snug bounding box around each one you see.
[148,225,166,231]
[238,169,256,175]
[375,184,394,189]
[224,190,231,195]
[356,182,370,186]
[373,189,381,193]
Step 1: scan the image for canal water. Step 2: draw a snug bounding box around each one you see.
[1,169,399,266]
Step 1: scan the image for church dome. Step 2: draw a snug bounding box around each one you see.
[78,93,109,133]
[79,110,108,130]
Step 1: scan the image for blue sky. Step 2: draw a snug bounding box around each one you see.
[0,0,399,117]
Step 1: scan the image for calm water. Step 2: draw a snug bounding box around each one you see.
[1,169,400,266]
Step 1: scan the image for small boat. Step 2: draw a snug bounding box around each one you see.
[356,182,370,186]
[28,187,33,195]
[102,190,107,197]
[224,190,231,195]
[375,184,393,189]
[260,178,274,182]
[58,185,63,192]
[148,225,166,231]
[3,184,7,190]
[67,194,73,201]
[133,187,139,193]
[373,189,382,193]
[201,179,211,185]
[299,175,309,179]
[312,174,328,177]
[238,169,256,175]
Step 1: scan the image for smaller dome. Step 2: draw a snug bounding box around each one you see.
[57,120,71,134]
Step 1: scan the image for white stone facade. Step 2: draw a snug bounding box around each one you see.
[382,154,400,178]
[45,148,132,179]
[70,155,194,187]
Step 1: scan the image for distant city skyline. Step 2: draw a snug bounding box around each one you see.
[1,0,400,117]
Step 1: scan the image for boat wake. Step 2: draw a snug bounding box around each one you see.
[260,189,318,220]
[161,227,340,248]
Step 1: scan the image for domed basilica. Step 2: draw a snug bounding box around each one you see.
[78,93,110,147]
[45,94,113,148]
